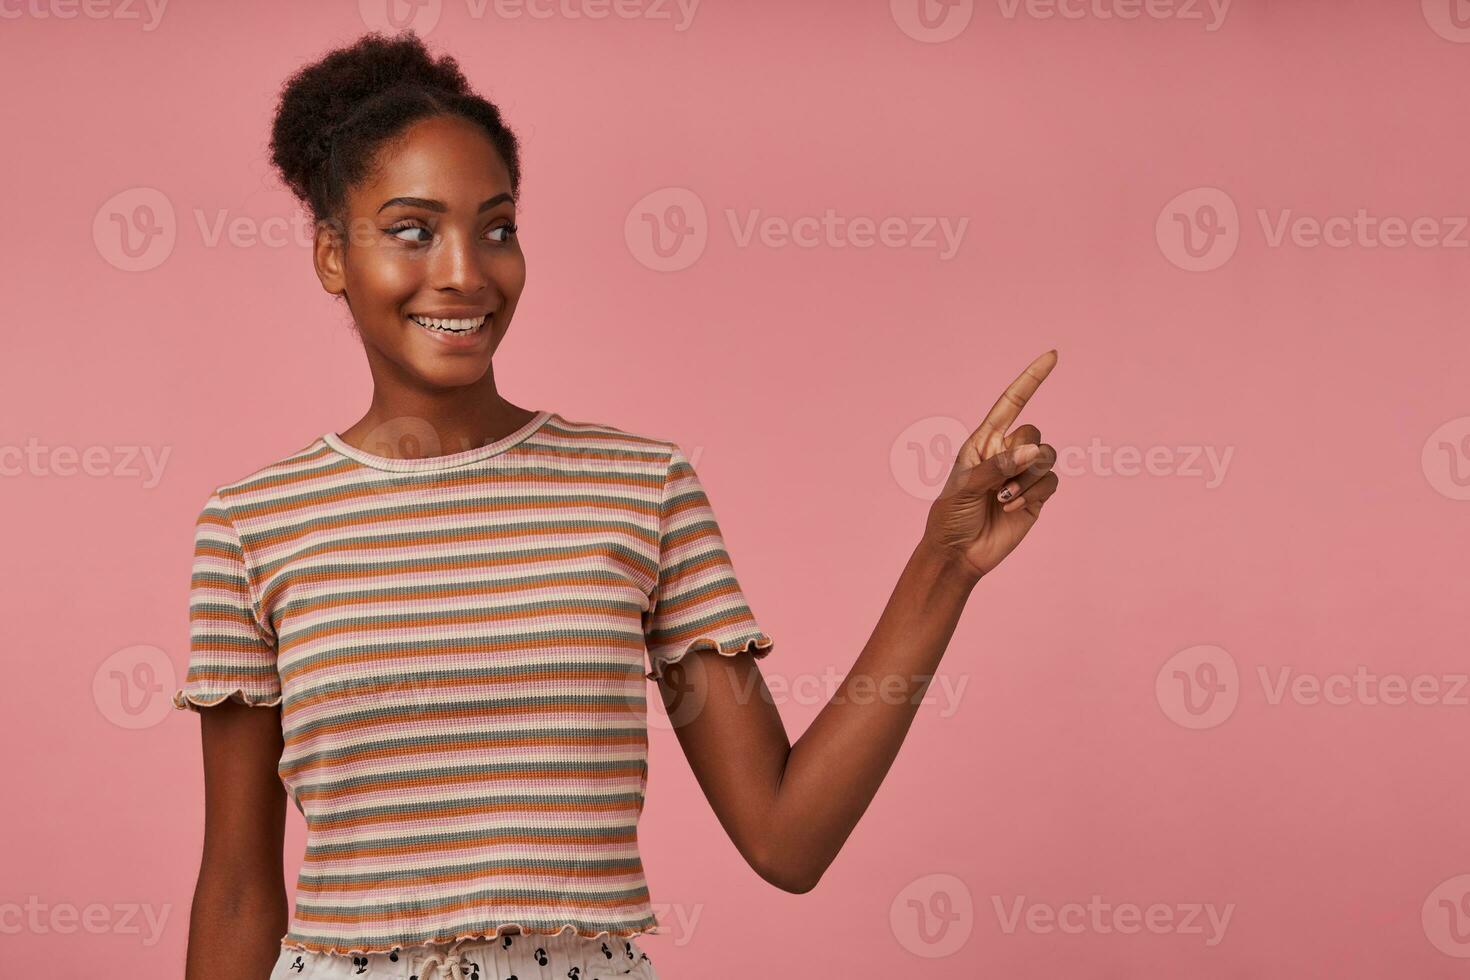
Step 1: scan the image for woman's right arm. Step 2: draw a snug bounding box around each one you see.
[182,699,289,980]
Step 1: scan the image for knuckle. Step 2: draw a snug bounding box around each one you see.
[1024,449,1056,476]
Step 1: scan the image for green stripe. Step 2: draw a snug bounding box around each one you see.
[295,885,653,916]
[284,734,648,776]
[304,791,647,829]
[293,757,644,798]
[284,692,647,740]
[295,853,649,887]
[280,596,647,647]
[273,566,651,622]
[279,630,646,685]
[303,824,640,858]
[259,534,659,584]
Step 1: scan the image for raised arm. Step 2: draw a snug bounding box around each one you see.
[181,702,290,980]
[657,350,1061,893]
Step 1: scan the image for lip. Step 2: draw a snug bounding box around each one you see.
[406,309,495,319]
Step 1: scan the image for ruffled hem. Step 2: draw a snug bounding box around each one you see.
[645,632,774,682]
[278,920,663,957]
[172,687,284,712]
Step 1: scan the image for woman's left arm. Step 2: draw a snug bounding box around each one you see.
[656,350,1061,893]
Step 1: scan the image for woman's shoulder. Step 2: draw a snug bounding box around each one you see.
[201,433,340,508]
[539,411,680,458]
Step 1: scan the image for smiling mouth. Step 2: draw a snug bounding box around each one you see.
[408,313,490,335]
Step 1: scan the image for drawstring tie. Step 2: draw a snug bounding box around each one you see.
[413,937,473,979]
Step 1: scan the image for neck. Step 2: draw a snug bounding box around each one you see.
[336,370,537,460]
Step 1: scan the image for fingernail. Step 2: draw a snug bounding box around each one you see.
[997,485,1015,502]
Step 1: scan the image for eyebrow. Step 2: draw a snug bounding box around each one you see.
[377,193,515,214]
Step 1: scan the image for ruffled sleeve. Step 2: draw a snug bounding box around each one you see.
[642,444,773,683]
[172,488,282,711]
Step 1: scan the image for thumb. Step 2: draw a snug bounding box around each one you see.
[952,442,1042,494]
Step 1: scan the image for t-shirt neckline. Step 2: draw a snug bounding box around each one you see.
[322,409,555,472]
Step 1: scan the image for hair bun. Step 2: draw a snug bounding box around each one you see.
[269,30,516,223]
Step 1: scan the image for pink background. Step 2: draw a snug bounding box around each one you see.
[4,0,1469,976]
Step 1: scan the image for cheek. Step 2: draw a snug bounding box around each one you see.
[494,249,527,294]
[348,248,423,305]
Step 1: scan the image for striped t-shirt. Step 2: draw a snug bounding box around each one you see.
[172,410,774,956]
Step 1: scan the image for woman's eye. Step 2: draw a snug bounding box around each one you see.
[387,223,430,243]
[383,222,516,244]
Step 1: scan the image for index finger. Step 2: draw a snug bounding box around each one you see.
[977,349,1058,439]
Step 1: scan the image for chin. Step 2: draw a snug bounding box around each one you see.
[410,359,495,389]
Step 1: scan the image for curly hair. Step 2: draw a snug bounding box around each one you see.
[268,30,522,232]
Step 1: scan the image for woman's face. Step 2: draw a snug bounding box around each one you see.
[315,114,524,390]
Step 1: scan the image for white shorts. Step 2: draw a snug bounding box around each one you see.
[268,930,660,979]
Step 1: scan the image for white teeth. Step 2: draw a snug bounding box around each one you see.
[409,314,488,333]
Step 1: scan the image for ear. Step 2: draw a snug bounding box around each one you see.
[313,218,348,297]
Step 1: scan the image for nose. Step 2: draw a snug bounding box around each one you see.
[429,227,489,295]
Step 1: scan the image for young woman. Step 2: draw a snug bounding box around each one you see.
[173,30,1061,980]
